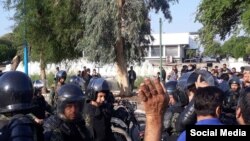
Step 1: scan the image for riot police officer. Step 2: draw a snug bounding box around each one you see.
[175,71,198,133]
[83,77,115,141]
[51,70,67,108]
[221,77,241,124]
[0,71,39,141]
[31,80,53,141]
[69,75,86,93]
[176,70,217,132]
[43,84,91,141]
[163,80,188,141]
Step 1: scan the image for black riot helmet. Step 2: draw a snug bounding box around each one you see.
[0,71,4,77]
[195,69,218,86]
[0,71,34,114]
[56,70,67,82]
[86,77,110,101]
[165,80,188,107]
[228,77,241,85]
[57,84,85,120]
[69,75,86,90]
[33,80,44,90]
[177,70,217,93]
[165,81,178,94]
[177,71,198,93]
[33,80,44,96]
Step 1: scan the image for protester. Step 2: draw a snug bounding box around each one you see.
[138,78,169,141]
[177,86,224,141]
[236,87,250,125]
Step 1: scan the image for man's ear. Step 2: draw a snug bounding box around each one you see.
[215,106,221,117]
[236,107,242,118]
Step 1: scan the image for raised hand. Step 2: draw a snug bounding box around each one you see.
[138,78,168,116]
[138,78,169,141]
[195,75,209,88]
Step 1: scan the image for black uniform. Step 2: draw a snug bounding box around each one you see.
[176,98,197,133]
[84,103,115,141]
[84,77,115,141]
[44,83,92,141]
[221,90,240,125]
[163,105,184,141]
[164,81,189,139]
[43,115,91,141]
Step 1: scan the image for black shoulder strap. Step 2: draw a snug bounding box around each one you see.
[0,115,11,141]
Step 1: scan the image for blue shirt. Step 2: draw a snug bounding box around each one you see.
[177,118,223,141]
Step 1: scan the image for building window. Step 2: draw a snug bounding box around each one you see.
[151,46,160,56]
[165,46,178,56]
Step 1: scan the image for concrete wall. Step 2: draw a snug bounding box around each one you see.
[2,57,249,78]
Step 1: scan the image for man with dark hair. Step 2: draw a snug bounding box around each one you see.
[128,66,137,92]
[218,73,230,92]
[160,67,167,82]
[236,88,250,125]
[240,66,245,74]
[177,86,224,141]
[222,64,231,73]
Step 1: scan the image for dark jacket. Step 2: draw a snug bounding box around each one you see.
[164,105,184,141]
[0,114,37,141]
[43,115,91,141]
[176,99,196,133]
[31,95,52,119]
[220,90,240,125]
[83,103,115,141]
[128,70,136,81]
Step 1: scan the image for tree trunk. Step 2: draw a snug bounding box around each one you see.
[10,55,21,71]
[115,0,130,96]
[115,39,129,96]
[40,49,47,94]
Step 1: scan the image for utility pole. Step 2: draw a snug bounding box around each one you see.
[23,0,28,75]
[159,18,163,81]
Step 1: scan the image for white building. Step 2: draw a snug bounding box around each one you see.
[144,32,201,65]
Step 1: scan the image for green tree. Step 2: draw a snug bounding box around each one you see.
[4,0,82,92]
[77,0,177,95]
[186,49,196,58]
[196,0,250,46]
[221,36,250,59]
[203,41,222,57]
[245,45,250,56]
[0,33,17,62]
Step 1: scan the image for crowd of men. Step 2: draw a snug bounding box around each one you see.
[141,63,250,141]
[0,63,250,141]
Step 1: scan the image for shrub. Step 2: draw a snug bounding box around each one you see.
[30,72,57,88]
[134,76,145,89]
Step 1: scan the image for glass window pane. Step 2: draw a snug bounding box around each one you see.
[151,46,160,56]
[165,46,178,56]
